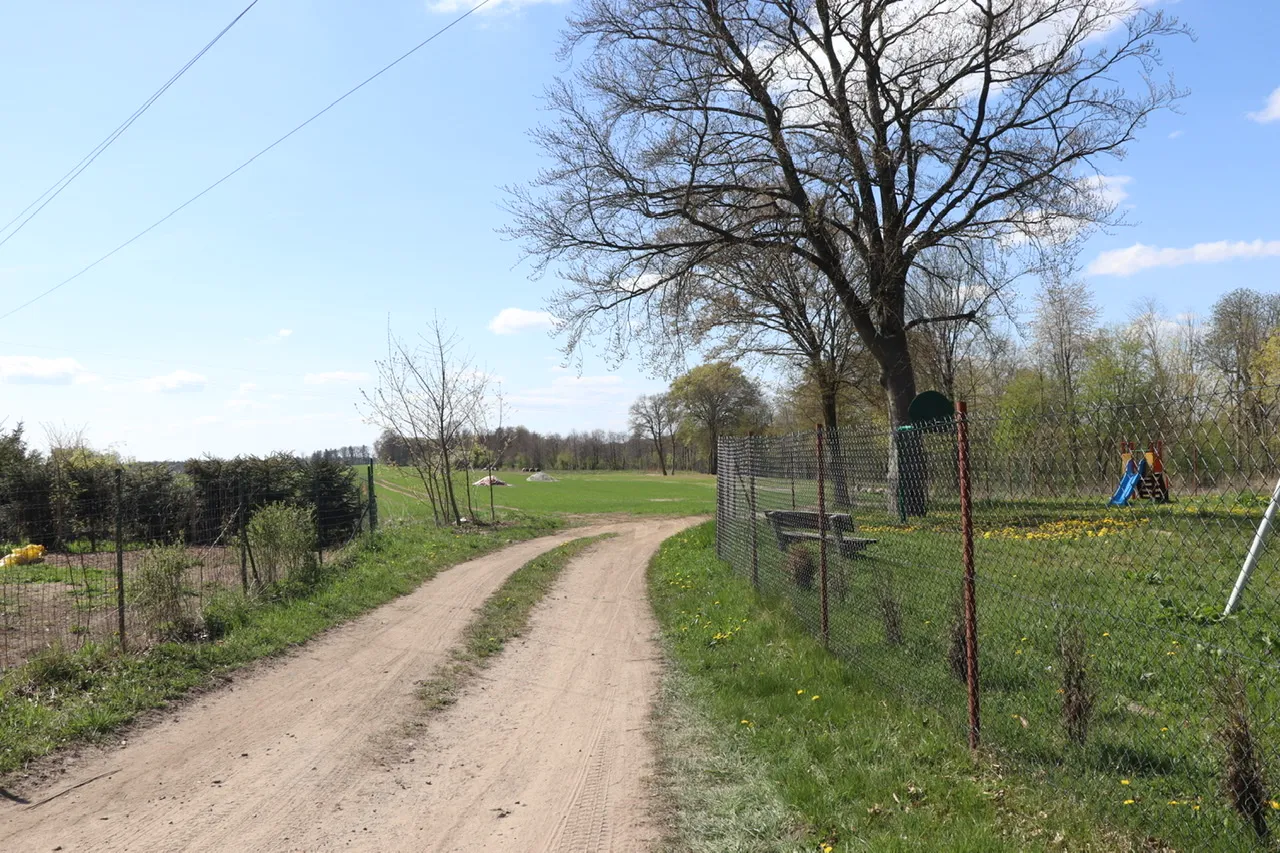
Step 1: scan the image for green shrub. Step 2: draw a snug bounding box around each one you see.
[201,589,253,641]
[133,545,199,638]
[783,545,817,590]
[247,502,317,591]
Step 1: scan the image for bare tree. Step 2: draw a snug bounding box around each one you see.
[1032,277,1099,408]
[362,318,488,526]
[512,0,1184,511]
[1204,289,1280,445]
[909,246,1014,403]
[629,393,676,474]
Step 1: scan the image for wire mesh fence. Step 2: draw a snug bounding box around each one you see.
[0,459,376,671]
[717,386,1280,850]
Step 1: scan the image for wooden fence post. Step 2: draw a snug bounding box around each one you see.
[367,462,379,532]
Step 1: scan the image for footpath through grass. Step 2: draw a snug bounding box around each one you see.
[0,516,561,775]
[648,522,1140,852]
[417,533,613,713]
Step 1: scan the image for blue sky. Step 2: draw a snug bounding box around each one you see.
[0,0,1276,460]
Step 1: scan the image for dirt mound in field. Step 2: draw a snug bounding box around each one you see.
[527,472,558,482]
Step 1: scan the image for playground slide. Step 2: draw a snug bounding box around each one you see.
[1109,471,1140,507]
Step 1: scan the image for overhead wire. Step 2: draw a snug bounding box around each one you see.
[0,0,496,324]
[0,0,262,252]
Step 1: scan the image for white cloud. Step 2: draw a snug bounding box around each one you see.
[0,355,96,385]
[277,329,292,338]
[1247,87,1280,124]
[488,307,555,336]
[1088,239,1280,276]
[1083,174,1133,207]
[238,382,259,394]
[139,370,207,394]
[304,371,368,385]
[1168,129,1183,139]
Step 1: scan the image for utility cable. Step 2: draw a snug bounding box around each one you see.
[0,0,262,251]
[0,0,494,324]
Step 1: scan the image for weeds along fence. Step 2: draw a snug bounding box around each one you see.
[717,387,1280,851]
[0,458,377,671]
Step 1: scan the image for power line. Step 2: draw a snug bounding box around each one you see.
[0,0,262,252]
[0,0,495,324]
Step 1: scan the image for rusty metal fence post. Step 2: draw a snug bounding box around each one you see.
[748,433,759,589]
[114,467,126,653]
[816,426,829,648]
[956,401,980,750]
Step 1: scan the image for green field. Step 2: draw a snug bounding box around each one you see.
[372,466,717,518]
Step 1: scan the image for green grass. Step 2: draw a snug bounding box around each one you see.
[649,521,1145,852]
[0,515,562,775]
[373,465,716,519]
[721,476,1280,850]
[417,533,613,713]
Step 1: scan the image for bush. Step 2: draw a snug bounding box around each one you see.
[133,545,199,638]
[1058,624,1096,746]
[247,502,317,591]
[201,589,253,641]
[783,545,817,590]
[1217,670,1271,840]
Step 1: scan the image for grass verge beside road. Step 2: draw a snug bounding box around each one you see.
[417,533,613,713]
[0,516,561,776]
[648,522,1136,852]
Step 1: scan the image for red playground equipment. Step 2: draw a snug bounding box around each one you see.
[1109,441,1170,506]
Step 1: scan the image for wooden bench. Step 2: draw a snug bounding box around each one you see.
[764,510,877,559]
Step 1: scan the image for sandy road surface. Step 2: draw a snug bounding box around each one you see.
[1,517,695,852]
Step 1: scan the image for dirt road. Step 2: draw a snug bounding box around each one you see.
[1,517,695,852]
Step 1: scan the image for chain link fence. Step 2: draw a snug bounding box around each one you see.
[717,387,1280,850]
[0,459,376,670]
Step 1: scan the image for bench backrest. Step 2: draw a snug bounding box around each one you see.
[765,511,854,534]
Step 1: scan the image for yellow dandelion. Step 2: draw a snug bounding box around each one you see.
[1121,780,1131,785]
[1161,727,1168,732]
[1168,800,1179,806]
[1271,800,1280,810]
[1123,799,1135,805]
[797,689,805,695]
[1102,632,1110,637]
[740,719,751,725]
[812,695,821,701]
[1015,649,1023,655]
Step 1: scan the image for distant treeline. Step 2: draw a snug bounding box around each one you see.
[374,427,711,473]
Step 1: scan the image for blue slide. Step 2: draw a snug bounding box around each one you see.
[1109,470,1140,506]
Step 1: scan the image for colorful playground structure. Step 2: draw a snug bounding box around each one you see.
[1109,441,1170,506]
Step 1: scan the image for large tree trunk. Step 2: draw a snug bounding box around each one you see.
[708,427,718,475]
[653,431,668,475]
[819,379,853,508]
[880,330,929,518]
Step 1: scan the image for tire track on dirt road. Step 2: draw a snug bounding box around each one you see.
[1,517,694,851]
[263,516,697,852]
[0,524,609,852]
